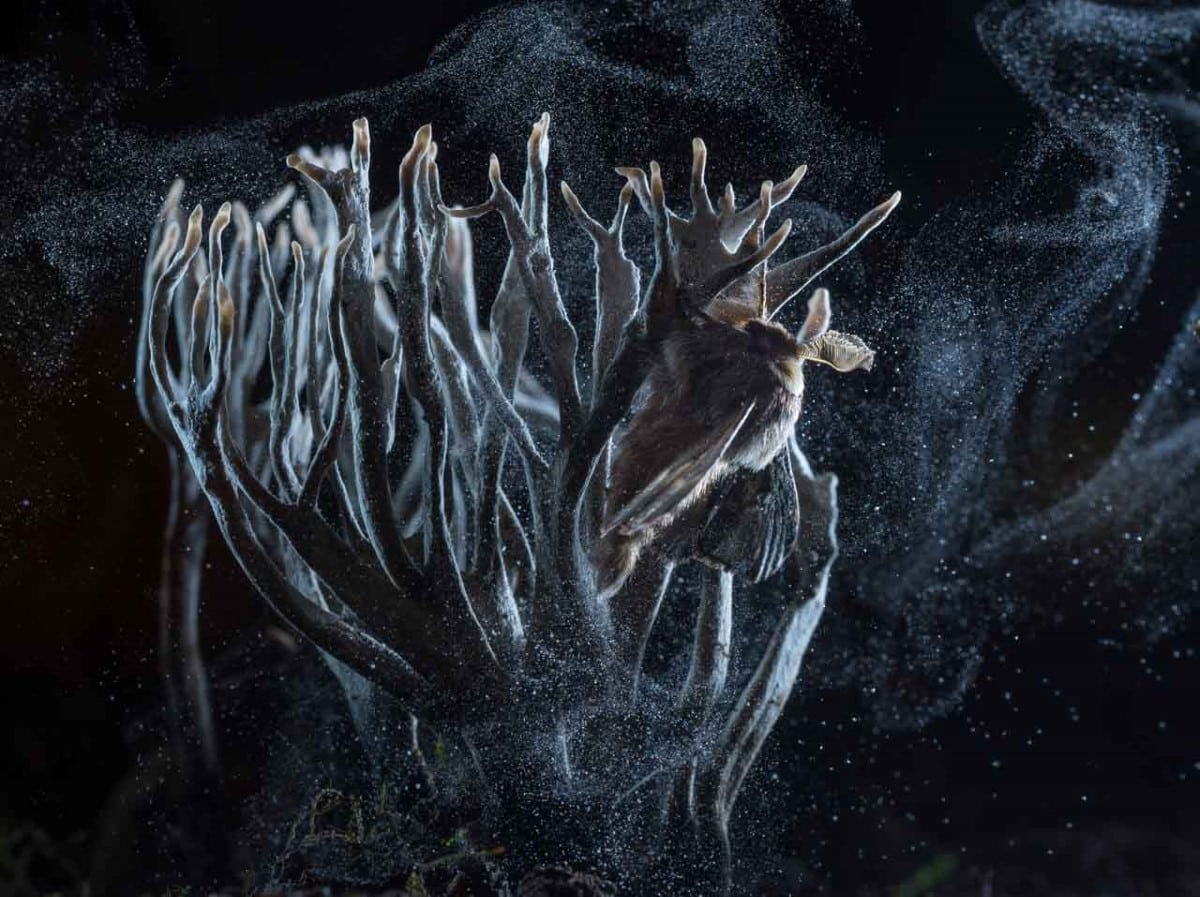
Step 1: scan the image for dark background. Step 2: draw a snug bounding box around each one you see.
[1,1,1196,893]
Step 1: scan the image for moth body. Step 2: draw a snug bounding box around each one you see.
[596,288,874,599]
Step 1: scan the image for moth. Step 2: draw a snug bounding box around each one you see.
[596,286,874,598]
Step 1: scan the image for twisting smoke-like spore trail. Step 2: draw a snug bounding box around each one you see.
[802,0,1199,729]
[0,2,1196,857]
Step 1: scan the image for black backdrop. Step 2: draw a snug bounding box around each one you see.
[1,1,1197,893]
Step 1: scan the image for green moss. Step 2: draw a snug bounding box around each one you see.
[891,852,959,897]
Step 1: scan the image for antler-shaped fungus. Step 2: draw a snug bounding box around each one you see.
[138,116,898,894]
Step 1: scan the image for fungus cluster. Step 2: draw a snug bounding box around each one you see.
[136,114,897,892]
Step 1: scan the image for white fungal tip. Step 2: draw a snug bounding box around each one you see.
[165,179,185,206]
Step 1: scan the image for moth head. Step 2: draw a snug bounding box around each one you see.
[743,318,807,395]
[744,318,799,358]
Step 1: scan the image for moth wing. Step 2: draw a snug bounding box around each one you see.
[798,330,875,372]
[697,450,800,582]
[604,402,756,537]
